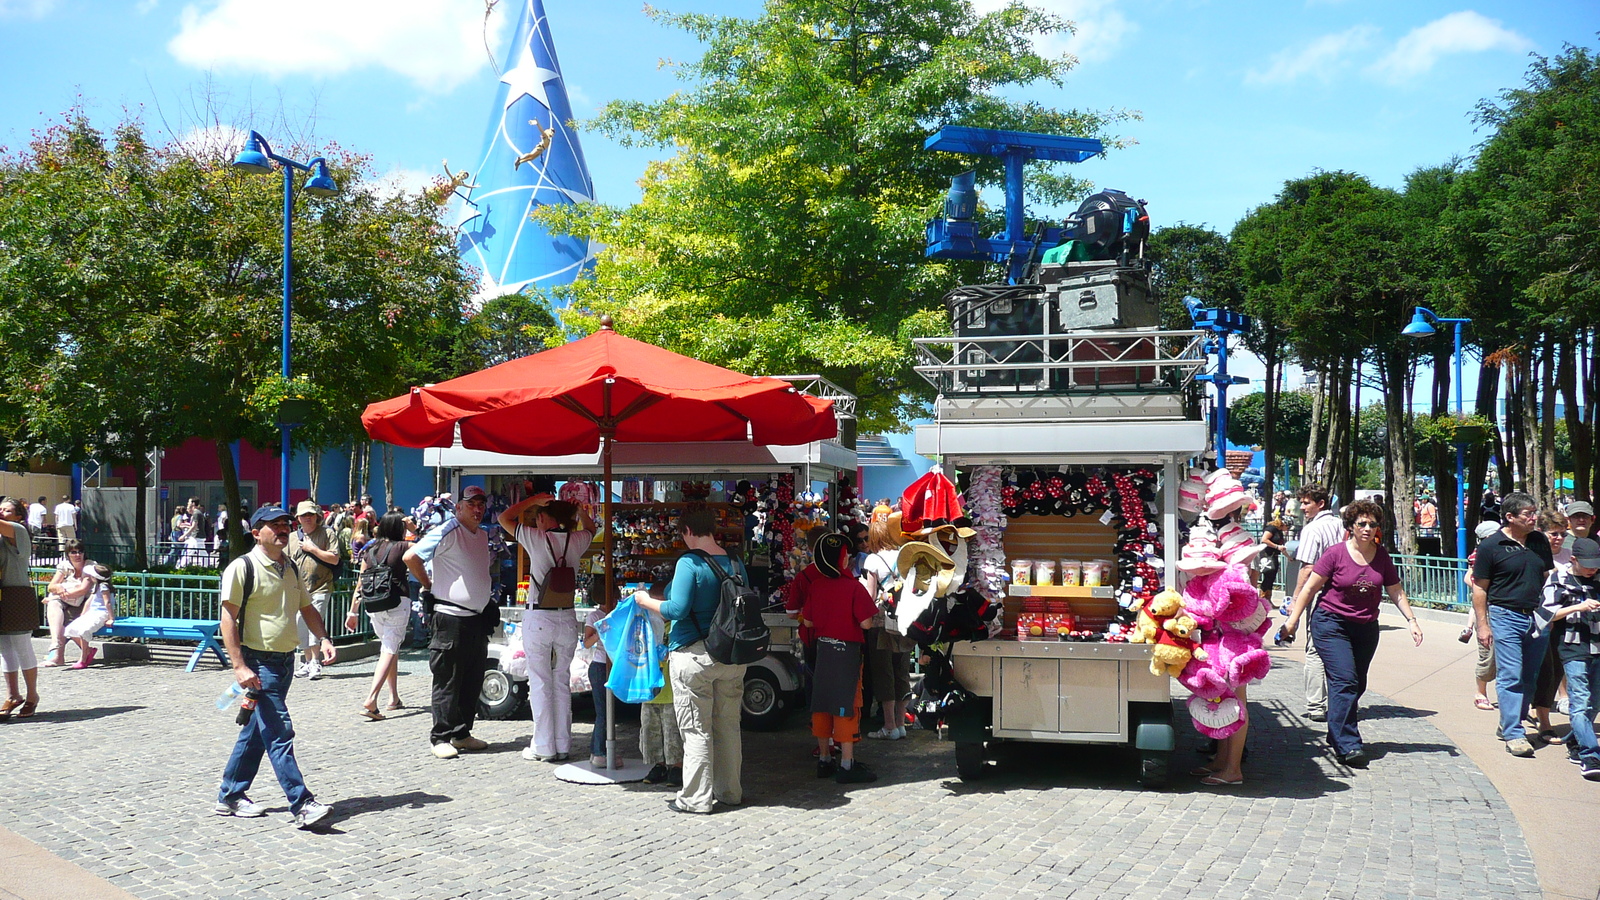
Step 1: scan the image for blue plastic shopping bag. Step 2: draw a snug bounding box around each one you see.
[596,596,665,703]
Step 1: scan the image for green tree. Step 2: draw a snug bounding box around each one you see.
[536,0,1132,430]
[0,114,476,561]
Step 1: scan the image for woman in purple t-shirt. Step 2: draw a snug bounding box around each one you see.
[1281,498,1424,768]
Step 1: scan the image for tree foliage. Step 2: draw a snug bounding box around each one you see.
[537,0,1133,429]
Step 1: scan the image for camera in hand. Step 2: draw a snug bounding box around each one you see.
[1273,626,1295,647]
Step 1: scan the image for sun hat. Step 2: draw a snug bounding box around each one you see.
[1566,501,1595,518]
[897,541,957,597]
[1204,473,1248,520]
[294,500,321,518]
[1474,520,1502,541]
[1178,469,1207,515]
[85,563,111,583]
[249,505,292,530]
[1215,521,1261,566]
[1177,542,1226,575]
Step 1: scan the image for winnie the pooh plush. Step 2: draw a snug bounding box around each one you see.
[1137,590,1195,678]
[1130,589,1181,644]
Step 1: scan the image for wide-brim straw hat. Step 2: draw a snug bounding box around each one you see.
[897,540,957,598]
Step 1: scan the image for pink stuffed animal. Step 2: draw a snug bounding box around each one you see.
[1187,689,1244,739]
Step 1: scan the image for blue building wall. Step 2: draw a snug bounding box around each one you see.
[860,428,935,505]
[306,445,436,512]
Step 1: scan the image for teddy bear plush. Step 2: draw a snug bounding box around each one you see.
[1149,623,1196,678]
[1130,589,1182,644]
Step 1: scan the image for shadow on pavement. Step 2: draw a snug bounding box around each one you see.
[26,705,146,723]
[324,790,452,826]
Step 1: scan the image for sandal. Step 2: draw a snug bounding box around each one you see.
[16,698,38,718]
[1474,697,1495,711]
[0,697,21,719]
[386,702,405,711]
[1200,774,1244,786]
[360,706,386,722]
[1537,729,1561,744]
[1188,766,1220,777]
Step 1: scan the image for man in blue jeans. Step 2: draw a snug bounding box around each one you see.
[1472,491,1554,758]
[214,505,337,828]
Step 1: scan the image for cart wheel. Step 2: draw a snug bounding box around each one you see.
[955,741,987,781]
[479,669,529,720]
[740,667,787,731]
[1138,749,1169,788]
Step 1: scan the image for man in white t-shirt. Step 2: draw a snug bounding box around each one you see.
[1290,485,1346,722]
[53,496,78,541]
[405,485,494,760]
[498,487,596,762]
[27,497,46,534]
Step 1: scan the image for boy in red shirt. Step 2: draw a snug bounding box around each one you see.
[798,532,879,784]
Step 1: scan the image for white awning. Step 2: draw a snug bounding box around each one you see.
[915,419,1207,466]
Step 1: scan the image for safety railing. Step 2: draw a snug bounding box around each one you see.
[1392,554,1469,611]
[29,568,375,641]
[30,539,231,573]
[912,327,1208,396]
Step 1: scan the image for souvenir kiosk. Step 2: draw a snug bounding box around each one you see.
[424,377,860,729]
[912,323,1210,787]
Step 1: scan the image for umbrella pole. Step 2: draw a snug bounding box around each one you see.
[603,430,617,772]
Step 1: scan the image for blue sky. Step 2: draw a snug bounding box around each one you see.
[2,0,1596,397]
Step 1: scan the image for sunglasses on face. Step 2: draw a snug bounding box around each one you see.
[1353,521,1379,529]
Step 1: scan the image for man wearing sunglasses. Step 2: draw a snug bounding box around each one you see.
[405,484,495,760]
[1472,492,1555,757]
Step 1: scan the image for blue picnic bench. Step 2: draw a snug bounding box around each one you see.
[96,617,229,673]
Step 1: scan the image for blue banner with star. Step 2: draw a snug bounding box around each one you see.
[457,0,596,306]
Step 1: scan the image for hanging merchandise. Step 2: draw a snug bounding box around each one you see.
[964,467,1009,605]
[1168,523,1271,740]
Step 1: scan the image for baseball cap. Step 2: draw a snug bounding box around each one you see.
[295,500,321,518]
[249,505,292,529]
[1474,520,1502,541]
[460,485,488,502]
[1571,537,1600,568]
[1566,501,1595,518]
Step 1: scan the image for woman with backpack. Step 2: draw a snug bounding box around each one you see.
[347,512,413,720]
[498,490,596,763]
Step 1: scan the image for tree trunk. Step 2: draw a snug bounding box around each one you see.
[216,439,250,559]
[382,442,395,512]
[1474,357,1505,533]
[1504,358,1525,492]
[1262,334,1279,499]
[1306,361,1327,485]
[1384,348,1417,555]
[132,440,149,571]
[307,447,321,503]
[1539,335,1557,508]
[1519,348,1540,498]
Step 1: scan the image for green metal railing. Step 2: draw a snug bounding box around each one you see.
[1392,554,1470,611]
[30,568,376,641]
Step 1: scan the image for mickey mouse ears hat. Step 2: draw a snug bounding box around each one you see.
[899,467,977,539]
[813,531,851,579]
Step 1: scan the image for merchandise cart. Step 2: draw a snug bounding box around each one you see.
[424,377,857,729]
[912,327,1210,786]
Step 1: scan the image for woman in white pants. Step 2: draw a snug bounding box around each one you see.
[0,499,40,719]
[498,490,595,762]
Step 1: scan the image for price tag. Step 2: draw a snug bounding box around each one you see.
[1099,509,1115,526]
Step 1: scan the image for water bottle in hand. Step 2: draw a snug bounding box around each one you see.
[216,683,247,710]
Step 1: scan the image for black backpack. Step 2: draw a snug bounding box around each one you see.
[687,550,770,665]
[355,540,406,613]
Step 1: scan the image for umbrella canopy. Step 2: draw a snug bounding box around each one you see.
[362,323,836,451]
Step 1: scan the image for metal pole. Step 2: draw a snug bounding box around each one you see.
[1453,321,1468,609]
[1213,336,1230,469]
[280,164,294,510]
[602,377,617,772]
[1004,151,1025,283]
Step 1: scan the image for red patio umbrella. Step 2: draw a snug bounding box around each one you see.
[362,318,837,772]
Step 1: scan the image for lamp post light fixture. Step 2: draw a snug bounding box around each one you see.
[231,130,339,509]
[1402,305,1473,608]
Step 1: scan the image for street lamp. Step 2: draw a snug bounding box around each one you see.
[1402,305,1472,608]
[231,130,339,509]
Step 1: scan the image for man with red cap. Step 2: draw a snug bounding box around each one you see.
[795,531,879,784]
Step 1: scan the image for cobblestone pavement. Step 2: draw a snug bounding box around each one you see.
[0,643,1538,900]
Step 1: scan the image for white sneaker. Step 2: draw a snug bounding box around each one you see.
[293,661,313,678]
[866,727,896,740]
[306,660,323,681]
[213,797,266,818]
[293,800,331,830]
[431,743,459,759]
[1556,697,1570,716]
[891,727,907,740]
[522,747,556,762]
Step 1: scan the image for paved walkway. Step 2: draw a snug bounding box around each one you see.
[0,611,1587,900]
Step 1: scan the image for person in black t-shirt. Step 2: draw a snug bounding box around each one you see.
[1471,491,1554,758]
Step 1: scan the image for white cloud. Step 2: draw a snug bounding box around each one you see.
[0,0,55,18]
[371,166,437,199]
[1368,11,1533,82]
[1245,25,1379,86]
[171,123,247,162]
[971,0,1136,67]
[167,0,508,93]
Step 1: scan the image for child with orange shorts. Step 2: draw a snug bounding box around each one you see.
[799,532,880,785]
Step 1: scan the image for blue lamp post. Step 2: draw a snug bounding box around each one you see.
[1403,306,1473,607]
[232,131,339,509]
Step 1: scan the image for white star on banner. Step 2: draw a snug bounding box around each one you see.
[499,41,560,111]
